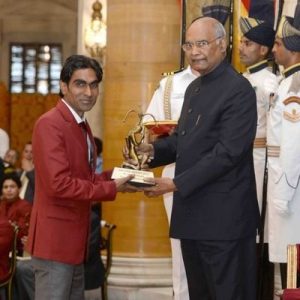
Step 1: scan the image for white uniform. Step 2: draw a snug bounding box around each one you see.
[144,66,197,300]
[243,61,278,242]
[0,128,9,159]
[267,64,300,262]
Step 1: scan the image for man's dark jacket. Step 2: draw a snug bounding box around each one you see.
[151,60,260,241]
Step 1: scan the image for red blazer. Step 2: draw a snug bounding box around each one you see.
[0,219,14,281]
[26,100,117,264]
[0,197,31,253]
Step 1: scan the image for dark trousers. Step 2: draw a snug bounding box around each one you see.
[256,243,274,300]
[280,263,287,289]
[181,236,257,300]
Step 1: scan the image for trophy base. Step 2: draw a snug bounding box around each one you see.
[111,167,155,187]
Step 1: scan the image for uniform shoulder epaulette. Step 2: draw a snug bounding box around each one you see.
[161,68,185,76]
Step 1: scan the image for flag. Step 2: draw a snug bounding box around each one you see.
[202,0,231,25]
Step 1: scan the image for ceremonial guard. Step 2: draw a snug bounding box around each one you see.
[239,10,278,299]
[267,2,300,288]
[239,13,277,230]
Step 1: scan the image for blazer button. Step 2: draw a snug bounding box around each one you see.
[195,87,200,93]
[176,154,180,159]
[181,130,186,135]
[188,108,193,113]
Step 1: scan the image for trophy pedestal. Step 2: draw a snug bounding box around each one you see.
[112,167,155,187]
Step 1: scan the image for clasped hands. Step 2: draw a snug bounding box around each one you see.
[120,143,177,197]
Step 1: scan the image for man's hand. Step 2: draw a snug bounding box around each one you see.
[143,177,177,197]
[114,175,142,193]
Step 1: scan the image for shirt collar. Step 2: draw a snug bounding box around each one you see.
[61,99,85,124]
[282,63,300,78]
[247,60,269,74]
[200,59,228,82]
[184,65,199,79]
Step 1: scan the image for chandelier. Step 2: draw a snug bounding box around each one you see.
[84,0,107,58]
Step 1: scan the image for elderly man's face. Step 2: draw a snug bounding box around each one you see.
[185,18,226,75]
[4,149,18,166]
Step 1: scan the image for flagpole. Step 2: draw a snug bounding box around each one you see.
[228,0,234,63]
[276,0,285,30]
[180,0,186,69]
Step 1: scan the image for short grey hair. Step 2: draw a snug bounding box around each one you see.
[214,22,226,39]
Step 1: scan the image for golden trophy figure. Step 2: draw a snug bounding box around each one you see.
[111,110,155,187]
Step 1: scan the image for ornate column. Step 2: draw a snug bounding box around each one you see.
[102,0,181,287]
[77,0,107,139]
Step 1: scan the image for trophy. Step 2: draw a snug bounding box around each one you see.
[111,110,156,187]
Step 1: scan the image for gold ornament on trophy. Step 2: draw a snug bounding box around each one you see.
[111,109,156,187]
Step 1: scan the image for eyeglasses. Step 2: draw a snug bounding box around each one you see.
[182,36,223,52]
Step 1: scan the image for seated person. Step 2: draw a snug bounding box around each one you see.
[13,204,105,300]
[0,173,32,256]
[18,142,35,204]
[0,149,19,183]
[0,128,9,160]
[2,149,19,172]
[0,219,14,281]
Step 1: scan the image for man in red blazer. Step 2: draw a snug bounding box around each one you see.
[26,55,132,300]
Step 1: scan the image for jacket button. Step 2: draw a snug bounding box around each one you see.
[176,154,180,159]
[188,108,192,113]
[181,130,186,135]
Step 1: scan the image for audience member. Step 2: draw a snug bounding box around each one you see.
[18,142,35,203]
[2,149,19,173]
[0,219,15,300]
[0,219,14,281]
[0,148,18,185]
[0,128,9,159]
[0,173,32,256]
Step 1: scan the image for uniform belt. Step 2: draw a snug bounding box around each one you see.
[254,137,266,148]
[267,145,280,157]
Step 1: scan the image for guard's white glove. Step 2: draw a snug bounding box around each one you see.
[273,198,290,216]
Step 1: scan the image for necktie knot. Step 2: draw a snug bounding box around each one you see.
[79,121,87,130]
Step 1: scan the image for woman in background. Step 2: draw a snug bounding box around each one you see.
[0,173,32,256]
